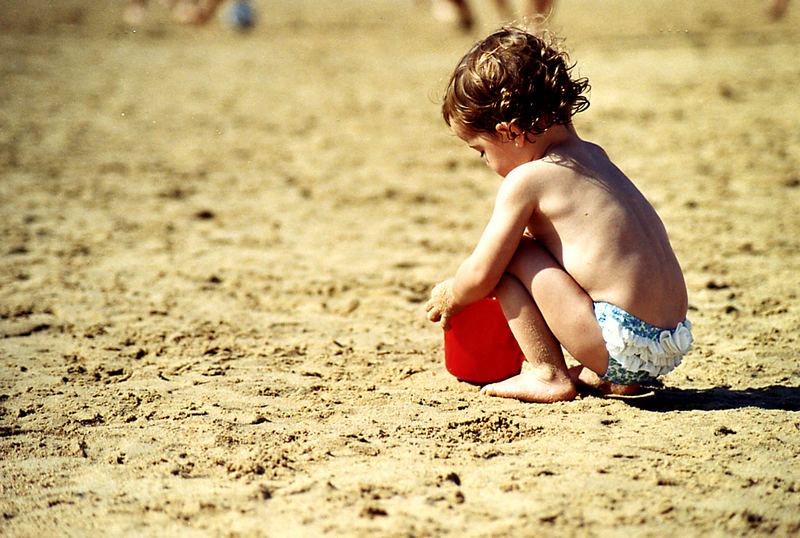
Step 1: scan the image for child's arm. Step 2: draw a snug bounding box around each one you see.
[426,169,537,328]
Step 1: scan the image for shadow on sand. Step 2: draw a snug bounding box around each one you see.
[624,385,800,412]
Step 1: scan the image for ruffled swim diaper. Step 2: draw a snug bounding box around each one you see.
[594,301,693,386]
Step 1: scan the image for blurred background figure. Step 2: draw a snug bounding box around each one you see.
[431,0,554,31]
[124,0,224,26]
[767,0,791,19]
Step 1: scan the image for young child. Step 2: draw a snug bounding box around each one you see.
[425,27,693,402]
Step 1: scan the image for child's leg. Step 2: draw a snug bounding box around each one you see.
[507,238,609,370]
[500,238,640,397]
[481,273,577,402]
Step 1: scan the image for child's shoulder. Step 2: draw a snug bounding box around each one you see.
[502,141,617,202]
[495,159,563,209]
[504,156,570,189]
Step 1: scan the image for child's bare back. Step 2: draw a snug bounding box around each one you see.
[518,134,688,329]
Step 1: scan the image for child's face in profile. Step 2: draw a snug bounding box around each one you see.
[451,121,526,178]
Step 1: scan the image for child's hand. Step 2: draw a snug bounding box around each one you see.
[425,279,459,330]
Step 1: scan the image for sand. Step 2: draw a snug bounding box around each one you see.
[1,0,799,535]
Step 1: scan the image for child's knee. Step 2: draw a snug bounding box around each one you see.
[494,272,522,298]
[508,238,558,279]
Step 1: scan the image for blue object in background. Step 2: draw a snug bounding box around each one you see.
[228,1,256,31]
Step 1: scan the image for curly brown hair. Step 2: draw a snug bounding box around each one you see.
[442,27,590,138]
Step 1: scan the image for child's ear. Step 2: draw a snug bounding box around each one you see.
[495,122,523,142]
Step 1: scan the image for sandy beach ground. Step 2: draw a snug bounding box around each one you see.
[1,0,799,535]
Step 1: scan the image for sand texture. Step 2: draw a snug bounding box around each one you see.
[1,0,799,535]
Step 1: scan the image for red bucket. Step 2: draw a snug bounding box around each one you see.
[444,296,524,383]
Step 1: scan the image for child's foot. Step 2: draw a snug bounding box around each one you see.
[568,366,640,396]
[480,369,577,403]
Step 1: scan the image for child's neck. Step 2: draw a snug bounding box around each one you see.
[531,123,577,160]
